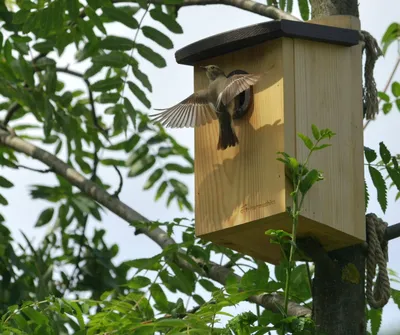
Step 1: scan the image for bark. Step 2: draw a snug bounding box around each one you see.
[313,245,366,335]
[309,0,359,18]
[0,129,311,318]
[113,0,301,21]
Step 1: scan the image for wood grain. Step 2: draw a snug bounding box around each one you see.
[193,17,365,264]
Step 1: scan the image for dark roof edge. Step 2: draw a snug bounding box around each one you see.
[175,19,359,66]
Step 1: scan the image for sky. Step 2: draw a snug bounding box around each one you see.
[1,0,400,332]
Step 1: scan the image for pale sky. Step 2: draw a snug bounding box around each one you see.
[2,0,400,332]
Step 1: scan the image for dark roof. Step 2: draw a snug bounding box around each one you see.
[175,19,359,65]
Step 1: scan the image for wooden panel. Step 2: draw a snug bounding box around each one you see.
[194,39,287,237]
[292,38,365,241]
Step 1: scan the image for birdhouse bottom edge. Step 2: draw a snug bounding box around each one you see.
[195,213,365,265]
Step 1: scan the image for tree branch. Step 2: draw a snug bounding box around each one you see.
[113,0,301,21]
[0,129,310,317]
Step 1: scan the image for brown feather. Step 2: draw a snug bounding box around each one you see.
[150,90,217,128]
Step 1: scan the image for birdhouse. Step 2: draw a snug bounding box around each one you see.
[175,17,365,264]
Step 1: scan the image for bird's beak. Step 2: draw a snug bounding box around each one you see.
[200,66,207,71]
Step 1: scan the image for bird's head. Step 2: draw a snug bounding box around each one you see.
[201,65,225,81]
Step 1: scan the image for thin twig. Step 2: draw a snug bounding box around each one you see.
[17,164,53,173]
[90,144,99,182]
[3,103,21,126]
[113,165,124,197]
[69,216,88,290]
[55,67,108,137]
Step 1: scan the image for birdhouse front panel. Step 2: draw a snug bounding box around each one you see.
[174,19,364,264]
[194,39,287,239]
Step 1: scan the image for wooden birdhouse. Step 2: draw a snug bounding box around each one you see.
[175,17,365,264]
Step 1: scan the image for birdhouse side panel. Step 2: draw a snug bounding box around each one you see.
[292,39,365,241]
[194,40,289,237]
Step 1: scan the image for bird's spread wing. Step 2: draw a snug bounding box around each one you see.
[217,74,262,108]
[150,90,217,128]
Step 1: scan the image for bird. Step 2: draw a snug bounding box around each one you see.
[150,65,262,150]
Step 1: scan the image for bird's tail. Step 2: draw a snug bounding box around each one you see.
[217,113,239,150]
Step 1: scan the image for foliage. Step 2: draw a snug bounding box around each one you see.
[271,124,334,333]
[0,1,398,335]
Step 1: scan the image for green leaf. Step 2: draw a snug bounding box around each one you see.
[35,207,54,227]
[313,144,331,151]
[128,81,151,108]
[142,26,173,49]
[99,36,134,50]
[127,276,151,289]
[124,97,138,128]
[392,82,400,97]
[66,0,79,20]
[150,284,169,312]
[96,92,120,104]
[192,294,206,306]
[395,99,400,111]
[19,56,34,87]
[381,23,400,55]
[22,307,48,325]
[13,9,30,24]
[286,0,293,12]
[91,76,123,91]
[311,124,320,140]
[0,176,13,188]
[364,146,377,163]
[391,288,400,309]
[165,163,193,174]
[144,169,163,190]
[155,181,168,200]
[386,166,400,192]
[44,100,54,137]
[241,269,269,291]
[0,194,8,206]
[368,308,382,335]
[368,166,387,213]
[136,43,166,68]
[149,9,183,34]
[127,145,149,166]
[297,133,313,150]
[379,142,391,164]
[85,7,107,34]
[132,66,152,92]
[383,102,392,114]
[279,0,286,10]
[126,256,162,270]
[93,52,133,68]
[298,0,310,21]
[199,279,218,292]
[378,91,390,102]
[290,264,311,301]
[128,156,156,177]
[102,6,139,29]
[45,66,57,95]
[299,169,321,195]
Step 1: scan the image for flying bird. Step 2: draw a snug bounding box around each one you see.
[150,65,262,150]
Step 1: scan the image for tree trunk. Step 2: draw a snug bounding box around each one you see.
[309,0,359,18]
[313,245,366,335]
